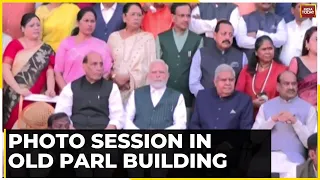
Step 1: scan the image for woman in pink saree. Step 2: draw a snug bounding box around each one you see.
[54,7,113,91]
[289,26,317,107]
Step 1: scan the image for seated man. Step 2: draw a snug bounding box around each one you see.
[124,60,186,178]
[252,71,317,177]
[287,133,317,177]
[188,64,254,129]
[125,59,187,130]
[55,51,124,130]
[47,112,71,129]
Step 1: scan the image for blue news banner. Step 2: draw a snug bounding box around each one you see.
[5,130,271,178]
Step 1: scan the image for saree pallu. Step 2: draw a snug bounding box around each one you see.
[3,43,54,129]
[108,31,156,105]
[298,72,317,107]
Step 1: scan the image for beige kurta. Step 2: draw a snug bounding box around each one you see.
[108,31,156,104]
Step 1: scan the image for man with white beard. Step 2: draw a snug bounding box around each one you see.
[124,59,187,130]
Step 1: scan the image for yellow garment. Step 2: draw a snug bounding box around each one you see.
[36,3,80,51]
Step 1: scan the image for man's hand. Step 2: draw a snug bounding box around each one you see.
[271,114,280,122]
[105,125,117,130]
[247,32,257,38]
[278,111,296,124]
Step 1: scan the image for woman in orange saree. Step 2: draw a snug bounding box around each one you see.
[3,13,56,129]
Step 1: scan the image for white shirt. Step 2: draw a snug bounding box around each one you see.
[280,19,312,66]
[54,82,125,129]
[236,16,287,49]
[100,3,117,24]
[125,86,187,130]
[311,7,318,27]
[252,101,317,176]
[312,18,317,26]
[2,33,12,55]
[189,5,241,37]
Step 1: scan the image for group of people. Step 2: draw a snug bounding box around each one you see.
[2,2,318,178]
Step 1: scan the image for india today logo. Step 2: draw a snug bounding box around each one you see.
[300,4,317,18]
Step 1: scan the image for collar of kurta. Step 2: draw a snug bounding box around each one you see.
[213,43,231,55]
[295,18,312,27]
[211,3,228,8]
[211,87,236,100]
[100,3,117,11]
[279,95,299,104]
[150,85,167,94]
[172,28,188,37]
[255,10,272,17]
[81,76,103,87]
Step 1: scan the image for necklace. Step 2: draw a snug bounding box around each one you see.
[251,62,273,97]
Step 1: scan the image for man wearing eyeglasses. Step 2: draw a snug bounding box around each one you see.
[252,71,317,177]
[156,3,203,122]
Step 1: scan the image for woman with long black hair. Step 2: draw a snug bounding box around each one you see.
[236,35,287,118]
[54,7,113,91]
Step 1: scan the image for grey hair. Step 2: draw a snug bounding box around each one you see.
[214,64,235,81]
[149,59,169,73]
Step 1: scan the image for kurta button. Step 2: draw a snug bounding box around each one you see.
[88,100,91,104]
[218,108,221,110]
[216,118,219,120]
[176,64,179,66]
[177,55,180,58]
[214,127,217,129]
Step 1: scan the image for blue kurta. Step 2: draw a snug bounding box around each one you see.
[188,88,254,129]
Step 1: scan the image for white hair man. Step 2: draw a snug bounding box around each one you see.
[188,63,254,129]
[124,60,187,177]
[125,59,187,130]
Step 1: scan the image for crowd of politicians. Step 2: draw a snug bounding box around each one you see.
[1,2,318,178]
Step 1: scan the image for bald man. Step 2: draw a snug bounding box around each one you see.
[253,71,317,177]
[55,51,125,130]
[125,59,187,130]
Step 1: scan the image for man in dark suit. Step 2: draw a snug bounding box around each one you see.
[188,64,254,130]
